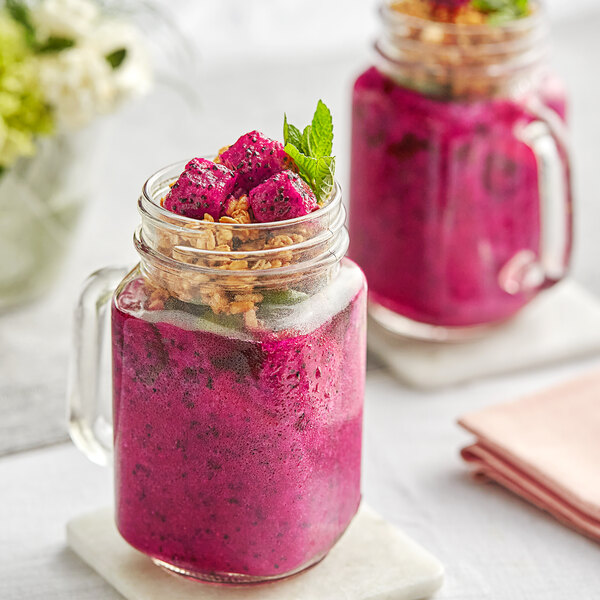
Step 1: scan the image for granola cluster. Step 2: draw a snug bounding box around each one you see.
[389,0,536,99]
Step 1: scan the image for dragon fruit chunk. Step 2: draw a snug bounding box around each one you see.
[163,158,237,220]
[219,131,294,195]
[249,170,318,223]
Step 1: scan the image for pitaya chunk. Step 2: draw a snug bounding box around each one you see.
[249,170,318,223]
[163,158,237,220]
[219,130,294,195]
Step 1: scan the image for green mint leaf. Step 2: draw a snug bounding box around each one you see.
[284,143,317,187]
[283,100,336,203]
[6,0,36,46]
[317,156,335,204]
[261,289,309,306]
[309,99,333,158]
[201,311,244,331]
[301,125,312,156]
[106,48,127,69]
[37,36,75,53]
[283,114,303,149]
[471,0,528,22]
[313,156,335,204]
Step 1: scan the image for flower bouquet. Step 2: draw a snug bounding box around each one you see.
[0,0,151,310]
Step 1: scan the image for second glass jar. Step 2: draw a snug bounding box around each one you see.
[349,0,572,340]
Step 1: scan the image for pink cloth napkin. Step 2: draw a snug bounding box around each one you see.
[458,370,600,542]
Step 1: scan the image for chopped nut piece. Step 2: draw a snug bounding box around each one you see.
[234,293,264,303]
[266,235,294,248]
[146,286,169,311]
[244,309,259,329]
[229,301,255,314]
[216,229,233,245]
[223,260,249,270]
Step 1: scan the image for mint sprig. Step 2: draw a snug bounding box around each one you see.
[471,0,529,23]
[283,100,335,205]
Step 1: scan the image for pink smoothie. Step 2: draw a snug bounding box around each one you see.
[111,278,366,578]
[349,66,570,327]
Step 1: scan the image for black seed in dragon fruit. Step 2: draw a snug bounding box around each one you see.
[249,170,318,222]
[220,131,294,195]
[163,158,237,220]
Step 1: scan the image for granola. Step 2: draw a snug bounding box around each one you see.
[388,0,536,99]
[149,184,308,320]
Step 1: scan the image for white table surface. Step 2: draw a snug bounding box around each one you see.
[2,5,600,599]
[4,357,600,600]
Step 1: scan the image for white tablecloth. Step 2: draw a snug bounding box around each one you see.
[3,357,600,600]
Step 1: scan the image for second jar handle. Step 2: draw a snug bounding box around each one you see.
[502,104,572,295]
[68,266,129,466]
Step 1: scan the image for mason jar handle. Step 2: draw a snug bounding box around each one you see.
[68,266,128,466]
[501,105,571,295]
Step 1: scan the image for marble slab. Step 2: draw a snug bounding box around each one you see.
[368,281,600,389]
[67,504,444,600]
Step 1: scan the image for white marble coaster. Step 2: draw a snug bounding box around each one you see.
[67,505,443,600]
[368,281,600,390]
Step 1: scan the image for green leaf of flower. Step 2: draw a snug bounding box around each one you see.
[6,0,35,47]
[106,48,128,69]
[309,99,333,158]
[37,36,75,53]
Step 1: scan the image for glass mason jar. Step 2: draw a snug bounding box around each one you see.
[68,161,367,583]
[349,1,572,341]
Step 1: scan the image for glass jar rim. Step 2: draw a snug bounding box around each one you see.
[140,158,343,232]
[376,0,549,98]
[135,159,349,283]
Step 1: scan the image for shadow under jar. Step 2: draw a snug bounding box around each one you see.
[349,0,572,341]
[69,161,367,584]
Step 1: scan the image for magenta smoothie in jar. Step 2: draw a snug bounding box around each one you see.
[349,0,572,340]
[69,104,367,583]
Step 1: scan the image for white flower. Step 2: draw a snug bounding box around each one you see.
[86,20,151,101]
[32,0,100,41]
[33,3,152,130]
[37,46,115,129]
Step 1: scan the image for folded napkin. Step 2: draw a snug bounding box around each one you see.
[458,370,600,542]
